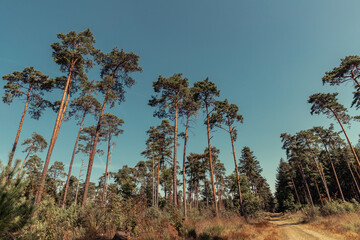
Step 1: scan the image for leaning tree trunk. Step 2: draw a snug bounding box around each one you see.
[102,133,112,204]
[17,144,34,178]
[324,144,345,201]
[298,161,315,211]
[331,109,360,169]
[228,117,244,216]
[306,142,331,201]
[347,161,360,197]
[182,113,189,218]
[291,177,301,204]
[62,111,86,208]
[173,100,178,207]
[36,62,76,205]
[152,147,155,206]
[314,179,324,206]
[74,159,84,205]
[9,87,32,167]
[205,103,218,216]
[81,97,107,207]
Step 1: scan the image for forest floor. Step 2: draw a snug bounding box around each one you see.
[267,212,356,240]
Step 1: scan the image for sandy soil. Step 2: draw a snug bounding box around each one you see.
[269,214,341,240]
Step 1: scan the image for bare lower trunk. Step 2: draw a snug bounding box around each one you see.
[9,87,31,167]
[156,145,162,207]
[102,133,112,204]
[307,142,331,201]
[331,109,360,169]
[62,112,85,208]
[298,161,315,210]
[75,159,84,205]
[291,177,301,204]
[183,114,189,217]
[173,101,178,206]
[17,145,34,178]
[314,179,324,206]
[152,147,155,206]
[348,162,360,196]
[206,103,218,216]
[35,64,75,205]
[228,118,244,216]
[82,97,107,206]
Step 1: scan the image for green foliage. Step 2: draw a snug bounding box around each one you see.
[319,200,360,216]
[0,160,35,239]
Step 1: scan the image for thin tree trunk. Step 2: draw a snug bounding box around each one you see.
[156,144,162,207]
[324,144,345,201]
[331,109,360,169]
[348,162,360,196]
[173,100,178,207]
[102,133,112,204]
[75,159,84,205]
[298,161,315,210]
[35,62,76,205]
[62,112,86,208]
[314,179,324,206]
[228,117,244,216]
[9,87,31,167]
[152,147,155,206]
[17,144,34,178]
[291,177,301,204]
[106,143,113,197]
[82,97,107,206]
[306,142,331,201]
[205,103,218,216]
[183,114,189,217]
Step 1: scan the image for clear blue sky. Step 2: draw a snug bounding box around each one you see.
[1,0,360,193]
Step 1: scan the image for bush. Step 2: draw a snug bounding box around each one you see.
[320,200,359,216]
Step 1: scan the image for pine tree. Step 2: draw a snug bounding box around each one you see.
[2,67,52,166]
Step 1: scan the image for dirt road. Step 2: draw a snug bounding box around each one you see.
[269,214,341,240]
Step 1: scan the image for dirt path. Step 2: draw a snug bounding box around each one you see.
[269,214,341,240]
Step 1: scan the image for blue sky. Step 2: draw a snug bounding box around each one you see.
[1,0,360,193]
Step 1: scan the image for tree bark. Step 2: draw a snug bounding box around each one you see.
[152,146,155,206]
[74,159,84,205]
[306,142,331,201]
[156,144,163,207]
[331,109,360,169]
[347,162,360,196]
[182,113,189,217]
[35,62,76,205]
[17,144,34,178]
[102,133,112,204]
[314,179,324,206]
[291,177,301,204]
[298,161,315,210]
[205,103,218,216]
[9,87,32,167]
[81,97,107,206]
[324,144,345,201]
[62,111,86,208]
[228,117,244,216]
[173,100,178,206]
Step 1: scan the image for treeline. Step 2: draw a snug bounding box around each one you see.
[1,29,274,238]
[276,56,360,212]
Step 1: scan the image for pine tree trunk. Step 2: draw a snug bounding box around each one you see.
[183,114,189,217]
[62,112,85,208]
[291,177,301,204]
[228,118,244,216]
[81,97,107,206]
[156,144,162,207]
[9,87,32,167]
[314,179,324,205]
[306,142,331,201]
[347,162,360,196]
[173,100,178,207]
[298,161,315,210]
[102,133,112,204]
[75,159,84,205]
[152,147,155,206]
[324,144,345,201]
[331,109,360,169]
[35,63,76,205]
[17,144,34,178]
[205,103,218,216]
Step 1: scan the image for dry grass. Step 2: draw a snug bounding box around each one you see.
[305,212,360,240]
[183,217,279,240]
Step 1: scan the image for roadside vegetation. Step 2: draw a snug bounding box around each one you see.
[2,29,360,239]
